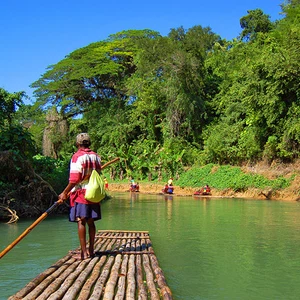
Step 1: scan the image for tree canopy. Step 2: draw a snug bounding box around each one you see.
[3,1,300,181]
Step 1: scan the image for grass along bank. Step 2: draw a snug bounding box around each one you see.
[105,161,300,201]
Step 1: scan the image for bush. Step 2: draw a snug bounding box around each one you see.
[177,164,293,191]
[32,155,69,193]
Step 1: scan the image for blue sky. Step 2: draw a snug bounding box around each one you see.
[0,0,283,104]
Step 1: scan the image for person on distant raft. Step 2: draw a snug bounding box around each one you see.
[203,184,211,194]
[162,183,169,194]
[104,177,109,190]
[58,133,102,260]
[130,178,138,191]
[168,177,173,186]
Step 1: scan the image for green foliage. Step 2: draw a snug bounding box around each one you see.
[2,3,300,185]
[0,88,37,158]
[178,164,292,192]
[14,103,46,152]
[32,154,69,193]
[0,125,36,158]
[239,9,274,41]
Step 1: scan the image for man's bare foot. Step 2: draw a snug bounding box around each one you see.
[89,247,95,258]
[72,253,90,260]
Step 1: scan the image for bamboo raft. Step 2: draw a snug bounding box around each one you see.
[9,230,173,300]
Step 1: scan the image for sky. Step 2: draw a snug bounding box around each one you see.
[0,0,283,104]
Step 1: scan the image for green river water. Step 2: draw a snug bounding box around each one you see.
[1,192,300,299]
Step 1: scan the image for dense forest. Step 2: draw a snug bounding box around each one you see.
[0,0,299,215]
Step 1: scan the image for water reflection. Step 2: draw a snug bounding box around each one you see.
[164,195,173,201]
[129,191,139,202]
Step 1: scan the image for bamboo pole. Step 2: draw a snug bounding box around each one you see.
[23,258,80,300]
[126,254,136,299]
[60,257,99,299]
[103,254,122,300]
[143,254,160,300]
[114,254,128,300]
[131,237,136,251]
[136,254,147,300]
[94,236,108,252]
[52,259,90,300]
[119,238,127,251]
[136,238,141,251]
[34,259,82,300]
[97,230,149,233]
[150,255,173,300]
[77,255,107,300]
[112,237,121,252]
[126,239,131,251]
[106,237,116,252]
[89,255,115,300]
[141,238,146,251]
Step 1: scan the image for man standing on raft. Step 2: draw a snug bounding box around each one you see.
[58,133,102,260]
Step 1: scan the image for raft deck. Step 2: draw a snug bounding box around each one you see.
[9,230,173,300]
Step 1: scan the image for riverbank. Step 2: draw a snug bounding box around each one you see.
[107,182,299,201]
[107,160,300,201]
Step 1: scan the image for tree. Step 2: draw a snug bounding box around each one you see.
[239,9,274,41]
[0,88,36,158]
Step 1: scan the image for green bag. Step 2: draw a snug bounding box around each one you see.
[85,170,106,203]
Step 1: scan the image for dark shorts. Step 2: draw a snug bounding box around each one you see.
[69,202,101,222]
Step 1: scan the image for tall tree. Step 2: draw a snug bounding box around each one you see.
[239,9,274,41]
[31,29,160,158]
[0,88,36,158]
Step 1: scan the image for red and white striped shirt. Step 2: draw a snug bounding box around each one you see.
[69,148,101,205]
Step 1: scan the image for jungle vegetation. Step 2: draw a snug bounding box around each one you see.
[1,0,300,197]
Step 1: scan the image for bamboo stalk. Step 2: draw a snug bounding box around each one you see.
[119,238,127,251]
[77,255,107,300]
[48,259,90,300]
[89,255,115,300]
[99,238,111,252]
[150,255,173,300]
[142,254,160,300]
[97,230,149,233]
[106,237,117,252]
[146,238,153,252]
[21,258,78,300]
[126,239,131,251]
[114,254,128,300]
[97,236,145,239]
[103,254,122,300]
[126,254,136,299]
[94,236,109,252]
[111,238,121,252]
[136,238,141,251]
[136,254,147,300]
[33,259,81,300]
[94,251,155,255]
[61,257,99,299]
[131,238,136,251]
[141,238,146,251]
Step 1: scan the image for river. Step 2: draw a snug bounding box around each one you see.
[1,192,300,299]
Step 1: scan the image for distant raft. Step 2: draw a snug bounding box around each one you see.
[194,185,211,196]
[9,230,173,300]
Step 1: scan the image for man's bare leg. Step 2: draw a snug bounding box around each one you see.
[87,218,96,257]
[75,218,89,259]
